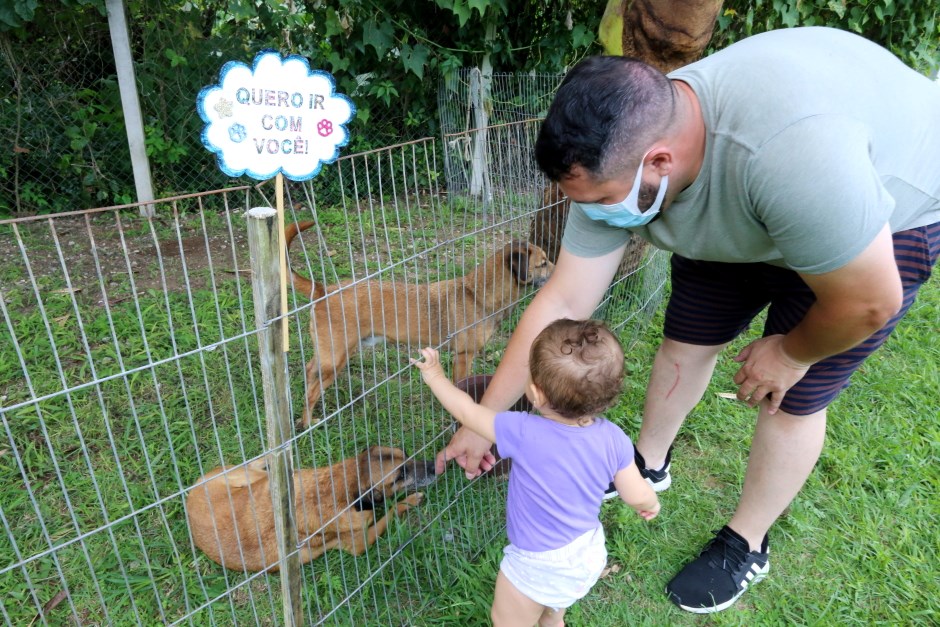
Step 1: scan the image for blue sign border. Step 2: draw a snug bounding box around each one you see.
[197,49,356,182]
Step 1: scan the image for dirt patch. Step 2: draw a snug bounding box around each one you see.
[0,212,253,306]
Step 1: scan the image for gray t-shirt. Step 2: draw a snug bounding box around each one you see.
[563,27,940,273]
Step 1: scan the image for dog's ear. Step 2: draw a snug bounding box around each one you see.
[355,446,407,509]
[542,182,566,206]
[505,241,533,283]
[225,462,268,488]
[359,446,402,485]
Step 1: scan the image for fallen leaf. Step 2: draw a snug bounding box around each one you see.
[599,563,621,579]
[28,589,68,626]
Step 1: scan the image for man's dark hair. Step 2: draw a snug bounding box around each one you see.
[535,56,676,181]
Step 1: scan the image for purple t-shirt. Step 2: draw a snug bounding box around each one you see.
[494,411,634,552]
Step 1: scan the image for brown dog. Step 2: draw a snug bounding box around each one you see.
[186,446,435,572]
[529,182,649,275]
[286,221,554,425]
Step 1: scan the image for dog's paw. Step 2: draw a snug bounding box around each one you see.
[296,412,320,430]
[403,492,424,507]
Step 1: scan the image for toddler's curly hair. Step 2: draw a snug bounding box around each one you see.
[529,318,625,420]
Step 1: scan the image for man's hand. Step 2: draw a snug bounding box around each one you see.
[435,426,496,479]
[733,334,812,414]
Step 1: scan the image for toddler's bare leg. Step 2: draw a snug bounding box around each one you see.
[538,606,566,627]
[491,570,544,627]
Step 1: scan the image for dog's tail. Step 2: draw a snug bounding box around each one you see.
[285,221,325,300]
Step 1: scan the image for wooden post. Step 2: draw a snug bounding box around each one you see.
[276,173,290,350]
[105,0,155,217]
[246,206,302,626]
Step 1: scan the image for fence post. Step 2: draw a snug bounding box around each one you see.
[105,0,155,217]
[246,206,303,626]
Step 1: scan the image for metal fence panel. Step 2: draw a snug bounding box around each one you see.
[0,121,666,625]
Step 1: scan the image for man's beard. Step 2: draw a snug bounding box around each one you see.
[637,181,660,211]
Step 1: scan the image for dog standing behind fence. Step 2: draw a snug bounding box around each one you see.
[186,446,435,572]
[286,221,555,426]
[529,182,649,276]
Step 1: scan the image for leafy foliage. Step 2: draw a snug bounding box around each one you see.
[713,0,938,74]
[0,0,936,215]
[0,0,604,215]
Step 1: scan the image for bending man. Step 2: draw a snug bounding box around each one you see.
[437,26,940,613]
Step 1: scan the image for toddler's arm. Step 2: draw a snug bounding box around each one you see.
[613,462,661,520]
[412,347,498,443]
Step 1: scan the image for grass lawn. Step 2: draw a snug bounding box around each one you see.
[1,186,935,625]
[420,275,940,626]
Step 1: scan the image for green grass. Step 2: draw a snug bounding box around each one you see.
[2,199,936,626]
[0,194,524,625]
[420,275,940,626]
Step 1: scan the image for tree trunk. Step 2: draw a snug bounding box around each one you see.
[599,0,724,72]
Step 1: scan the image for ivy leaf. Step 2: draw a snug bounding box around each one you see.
[228,0,256,22]
[571,24,594,49]
[450,0,472,28]
[401,43,430,80]
[363,17,395,58]
[15,0,39,21]
[468,0,489,18]
[434,0,454,9]
[826,0,846,19]
[324,8,344,38]
[0,0,37,27]
[328,51,350,73]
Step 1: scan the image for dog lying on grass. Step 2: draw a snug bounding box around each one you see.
[286,221,554,425]
[186,446,435,572]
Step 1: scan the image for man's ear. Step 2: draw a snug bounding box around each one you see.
[647,147,673,177]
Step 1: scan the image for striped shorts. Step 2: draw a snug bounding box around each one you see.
[663,222,940,416]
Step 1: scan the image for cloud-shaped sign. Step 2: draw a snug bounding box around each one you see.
[197,51,356,181]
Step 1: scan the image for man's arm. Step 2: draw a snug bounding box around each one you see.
[479,245,628,409]
[734,224,903,412]
[785,224,902,361]
[436,244,627,476]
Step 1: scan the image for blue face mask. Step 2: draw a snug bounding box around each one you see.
[571,154,668,228]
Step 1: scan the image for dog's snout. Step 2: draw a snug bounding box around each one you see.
[410,460,437,489]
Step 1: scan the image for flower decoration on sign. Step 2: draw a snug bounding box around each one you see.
[197,50,356,181]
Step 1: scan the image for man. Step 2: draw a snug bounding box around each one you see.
[437,26,940,613]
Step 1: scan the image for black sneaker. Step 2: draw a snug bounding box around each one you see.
[603,445,673,499]
[666,526,770,614]
[636,446,672,492]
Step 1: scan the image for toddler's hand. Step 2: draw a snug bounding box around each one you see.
[636,500,660,521]
[411,347,446,382]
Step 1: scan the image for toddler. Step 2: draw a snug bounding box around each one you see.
[413,318,659,627]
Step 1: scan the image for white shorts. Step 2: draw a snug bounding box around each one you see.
[499,525,607,610]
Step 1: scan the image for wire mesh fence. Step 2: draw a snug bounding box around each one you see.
[438,69,564,199]
[0,3,426,218]
[0,118,666,625]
